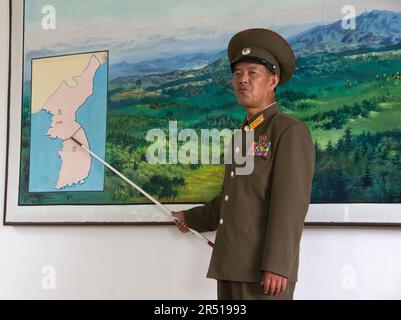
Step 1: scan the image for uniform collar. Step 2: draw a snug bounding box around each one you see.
[241,102,280,129]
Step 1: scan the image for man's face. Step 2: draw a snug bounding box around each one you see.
[231,61,279,109]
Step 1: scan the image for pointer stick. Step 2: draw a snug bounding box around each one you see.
[70,137,214,248]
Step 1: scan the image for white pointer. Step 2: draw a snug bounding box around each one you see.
[70,136,214,248]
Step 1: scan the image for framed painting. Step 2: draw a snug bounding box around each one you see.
[4,0,401,225]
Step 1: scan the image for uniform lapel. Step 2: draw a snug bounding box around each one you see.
[240,103,280,130]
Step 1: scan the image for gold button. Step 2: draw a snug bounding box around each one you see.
[225,195,229,202]
[244,126,250,132]
[220,219,224,225]
[235,147,240,154]
[231,171,235,178]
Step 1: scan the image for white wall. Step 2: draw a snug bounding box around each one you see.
[1,0,401,300]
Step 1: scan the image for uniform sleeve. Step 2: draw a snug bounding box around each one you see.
[261,122,315,278]
[184,193,222,233]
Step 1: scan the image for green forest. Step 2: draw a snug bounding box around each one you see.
[19,43,401,205]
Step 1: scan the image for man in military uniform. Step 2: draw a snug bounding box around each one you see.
[172,28,315,300]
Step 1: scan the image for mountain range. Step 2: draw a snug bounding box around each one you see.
[109,50,226,80]
[23,10,401,81]
[289,10,401,56]
[110,10,401,80]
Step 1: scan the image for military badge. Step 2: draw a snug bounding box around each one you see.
[254,140,271,159]
[258,135,268,142]
[249,114,264,130]
[242,48,251,55]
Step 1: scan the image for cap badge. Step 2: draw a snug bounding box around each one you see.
[242,48,251,56]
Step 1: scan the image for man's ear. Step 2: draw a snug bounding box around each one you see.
[271,75,280,90]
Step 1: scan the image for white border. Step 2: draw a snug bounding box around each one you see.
[5,0,401,224]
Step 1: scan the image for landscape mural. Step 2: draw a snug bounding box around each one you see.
[18,0,401,206]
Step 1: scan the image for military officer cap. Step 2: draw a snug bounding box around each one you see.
[228,28,296,85]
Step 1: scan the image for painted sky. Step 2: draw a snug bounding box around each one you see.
[24,0,401,64]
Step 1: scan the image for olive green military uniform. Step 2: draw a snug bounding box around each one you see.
[184,28,315,300]
[185,103,315,299]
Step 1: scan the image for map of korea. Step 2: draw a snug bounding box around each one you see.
[29,52,108,192]
[44,56,101,189]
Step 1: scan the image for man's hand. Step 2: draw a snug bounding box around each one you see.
[171,211,189,233]
[261,271,288,296]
